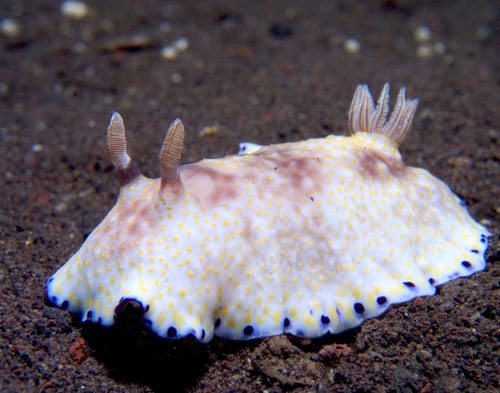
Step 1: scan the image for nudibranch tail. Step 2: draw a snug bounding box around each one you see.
[106,112,141,186]
[349,83,419,145]
[159,119,185,182]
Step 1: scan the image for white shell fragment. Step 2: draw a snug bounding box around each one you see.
[414,25,432,43]
[46,83,490,343]
[173,37,189,51]
[61,1,89,19]
[343,38,360,53]
[161,37,189,60]
[0,18,21,37]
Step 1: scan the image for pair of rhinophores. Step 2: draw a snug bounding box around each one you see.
[46,83,490,343]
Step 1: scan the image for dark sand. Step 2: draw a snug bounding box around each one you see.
[1,1,499,392]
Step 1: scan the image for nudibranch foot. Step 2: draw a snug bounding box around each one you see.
[46,83,489,343]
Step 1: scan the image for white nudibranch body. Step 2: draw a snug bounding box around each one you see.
[46,84,490,343]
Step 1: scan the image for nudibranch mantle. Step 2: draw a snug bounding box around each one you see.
[46,83,489,343]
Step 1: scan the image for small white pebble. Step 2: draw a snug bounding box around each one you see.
[31,143,43,152]
[61,1,89,19]
[77,188,93,198]
[161,45,178,60]
[487,129,499,138]
[72,41,87,53]
[171,73,182,83]
[285,7,299,21]
[54,201,68,213]
[159,22,171,34]
[414,25,432,43]
[0,82,8,94]
[480,218,493,226]
[416,43,433,58]
[476,24,492,40]
[173,37,189,51]
[0,18,21,37]
[433,41,446,54]
[35,120,47,130]
[343,38,360,54]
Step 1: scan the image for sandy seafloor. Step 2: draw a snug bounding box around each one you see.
[1,1,499,392]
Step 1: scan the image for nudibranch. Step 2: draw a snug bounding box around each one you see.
[46,83,490,342]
